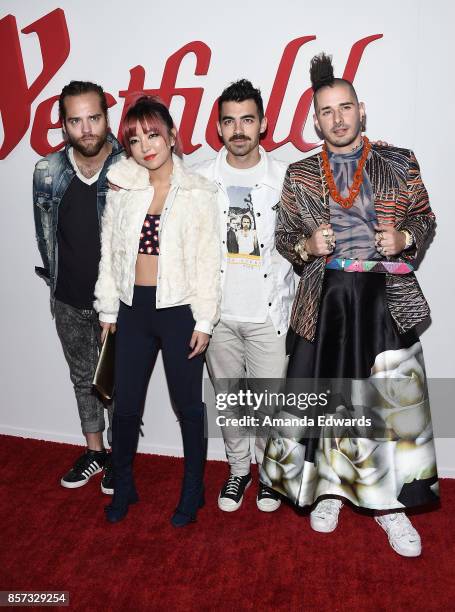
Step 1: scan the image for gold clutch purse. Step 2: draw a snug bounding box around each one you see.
[93,331,116,400]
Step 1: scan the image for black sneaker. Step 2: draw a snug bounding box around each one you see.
[101,454,114,495]
[60,449,107,489]
[257,483,281,512]
[218,473,252,512]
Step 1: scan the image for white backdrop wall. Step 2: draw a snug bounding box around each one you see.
[1,0,454,473]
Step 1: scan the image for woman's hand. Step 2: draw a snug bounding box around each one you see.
[188,331,210,359]
[100,321,117,343]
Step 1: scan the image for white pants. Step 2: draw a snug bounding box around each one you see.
[206,317,288,476]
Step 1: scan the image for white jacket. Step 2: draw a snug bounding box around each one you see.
[94,155,221,334]
[194,146,295,337]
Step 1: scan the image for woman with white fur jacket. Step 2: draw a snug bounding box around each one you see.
[94,96,220,526]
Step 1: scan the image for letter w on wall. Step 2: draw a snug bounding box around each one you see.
[0,9,70,159]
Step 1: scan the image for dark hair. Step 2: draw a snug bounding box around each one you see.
[218,79,264,121]
[241,214,252,226]
[59,81,108,122]
[120,95,182,158]
[310,53,358,108]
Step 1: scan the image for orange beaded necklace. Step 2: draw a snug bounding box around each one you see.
[321,136,371,209]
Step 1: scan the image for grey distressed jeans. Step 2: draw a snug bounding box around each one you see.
[54,299,113,445]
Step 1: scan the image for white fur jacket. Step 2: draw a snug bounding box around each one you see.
[94,155,221,334]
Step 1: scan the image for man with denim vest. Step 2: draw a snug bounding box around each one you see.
[195,80,295,512]
[33,81,123,494]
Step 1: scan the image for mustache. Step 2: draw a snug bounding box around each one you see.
[332,123,347,131]
[229,134,251,142]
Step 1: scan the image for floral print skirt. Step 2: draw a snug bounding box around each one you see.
[260,270,439,510]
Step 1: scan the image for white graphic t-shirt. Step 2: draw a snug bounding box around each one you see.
[220,153,268,322]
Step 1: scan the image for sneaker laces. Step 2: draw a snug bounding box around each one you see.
[73,450,103,473]
[73,452,96,471]
[224,475,244,495]
[377,513,419,540]
[314,499,343,518]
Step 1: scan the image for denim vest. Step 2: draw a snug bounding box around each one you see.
[33,132,124,312]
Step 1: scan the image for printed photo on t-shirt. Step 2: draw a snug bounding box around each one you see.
[226,187,261,264]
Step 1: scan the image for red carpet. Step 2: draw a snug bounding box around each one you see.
[0,435,454,611]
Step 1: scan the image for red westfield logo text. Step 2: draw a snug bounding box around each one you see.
[0,8,383,159]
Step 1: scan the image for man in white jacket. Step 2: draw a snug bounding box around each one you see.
[195,79,295,512]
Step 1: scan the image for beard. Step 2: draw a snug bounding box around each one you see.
[322,119,362,150]
[67,128,108,157]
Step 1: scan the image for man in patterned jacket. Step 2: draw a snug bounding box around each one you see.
[260,53,438,557]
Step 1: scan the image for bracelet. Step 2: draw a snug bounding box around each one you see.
[294,236,310,262]
[400,229,414,250]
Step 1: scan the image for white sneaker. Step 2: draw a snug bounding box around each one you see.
[310,499,343,533]
[374,512,422,557]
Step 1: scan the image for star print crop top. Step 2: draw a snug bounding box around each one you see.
[138,214,160,255]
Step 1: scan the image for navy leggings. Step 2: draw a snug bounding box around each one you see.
[115,286,205,420]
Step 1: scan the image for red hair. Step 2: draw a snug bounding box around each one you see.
[120,95,182,158]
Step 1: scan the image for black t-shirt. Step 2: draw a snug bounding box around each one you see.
[55,176,101,309]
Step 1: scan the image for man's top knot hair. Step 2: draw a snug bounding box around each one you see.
[310,53,335,93]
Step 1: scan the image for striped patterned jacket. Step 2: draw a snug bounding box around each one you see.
[276,145,435,341]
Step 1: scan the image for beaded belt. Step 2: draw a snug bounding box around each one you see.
[325,257,414,275]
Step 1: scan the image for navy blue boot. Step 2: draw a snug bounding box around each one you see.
[105,414,141,523]
[171,403,207,527]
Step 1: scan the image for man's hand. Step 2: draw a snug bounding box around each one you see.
[374,224,406,257]
[100,321,116,343]
[306,223,336,256]
[188,331,210,359]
